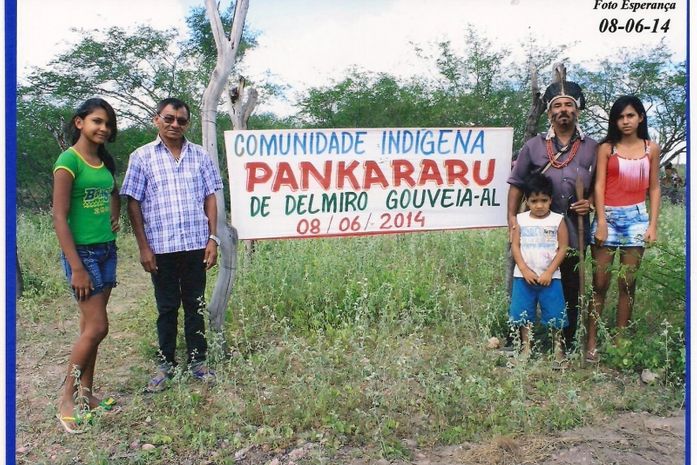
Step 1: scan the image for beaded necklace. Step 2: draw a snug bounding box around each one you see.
[546,136,581,169]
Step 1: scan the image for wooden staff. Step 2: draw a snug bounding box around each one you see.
[575,172,586,365]
[576,173,586,296]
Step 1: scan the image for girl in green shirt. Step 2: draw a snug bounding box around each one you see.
[53,98,120,433]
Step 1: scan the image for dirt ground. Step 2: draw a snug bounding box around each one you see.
[228,410,685,465]
[15,254,685,465]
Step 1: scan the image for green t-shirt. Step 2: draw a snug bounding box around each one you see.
[53,148,116,245]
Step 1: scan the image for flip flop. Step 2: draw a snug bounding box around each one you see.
[99,397,117,409]
[92,397,121,415]
[585,350,599,363]
[552,358,569,371]
[56,412,93,434]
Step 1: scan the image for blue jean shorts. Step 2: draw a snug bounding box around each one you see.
[61,241,117,298]
[509,278,568,329]
[591,202,649,248]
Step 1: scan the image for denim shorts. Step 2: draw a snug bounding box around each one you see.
[61,241,117,298]
[591,202,649,248]
[509,278,568,329]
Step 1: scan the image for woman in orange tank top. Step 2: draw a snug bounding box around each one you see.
[585,95,661,362]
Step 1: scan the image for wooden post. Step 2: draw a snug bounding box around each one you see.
[16,248,23,297]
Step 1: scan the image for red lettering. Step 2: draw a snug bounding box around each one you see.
[417,159,444,186]
[444,159,469,186]
[391,159,415,187]
[363,160,389,189]
[272,162,299,192]
[473,159,495,186]
[245,162,273,192]
[336,161,361,189]
[300,161,331,190]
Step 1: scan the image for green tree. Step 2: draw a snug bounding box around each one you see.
[296,28,578,154]
[16,92,72,209]
[575,44,686,164]
[298,70,431,128]
[427,29,572,151]
[298,28,529,150]
[18,3,259,140]
[21,25,197,127]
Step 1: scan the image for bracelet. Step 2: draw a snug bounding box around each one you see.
[208,234,221,246]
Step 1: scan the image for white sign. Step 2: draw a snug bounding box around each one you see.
[224,127,513,240]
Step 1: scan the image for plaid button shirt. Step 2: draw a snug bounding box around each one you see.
[121,137,223,254]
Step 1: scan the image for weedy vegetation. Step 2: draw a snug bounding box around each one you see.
[16,203,685,464]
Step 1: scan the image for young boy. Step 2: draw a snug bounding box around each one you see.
[509,173,569,365]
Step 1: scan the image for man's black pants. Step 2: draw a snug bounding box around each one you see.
[151,249,207,368]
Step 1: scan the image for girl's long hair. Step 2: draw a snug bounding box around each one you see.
[68,98,118,175]
[600,95,650,145]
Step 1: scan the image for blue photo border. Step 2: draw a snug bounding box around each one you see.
[685,2,692,464]
[5,0,18,462]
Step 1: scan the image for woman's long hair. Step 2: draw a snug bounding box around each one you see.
[600,95,650,146]
[68,98,118,175]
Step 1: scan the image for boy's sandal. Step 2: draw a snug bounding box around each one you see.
[552,358,569,371]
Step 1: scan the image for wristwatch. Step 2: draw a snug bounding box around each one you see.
[208,234,221,246]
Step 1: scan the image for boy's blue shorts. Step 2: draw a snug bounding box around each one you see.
[61,240,117,299]
[509,278,567,328]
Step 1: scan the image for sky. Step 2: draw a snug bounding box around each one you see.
[17,0,688,116]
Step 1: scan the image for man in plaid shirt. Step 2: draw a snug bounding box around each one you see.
[121,98,223,392]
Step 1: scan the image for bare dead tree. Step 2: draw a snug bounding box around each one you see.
[201,0,250,335]
[226,76,259,128]
[521,66,545,143]
[48,116,69,152]
[225,76,259,266]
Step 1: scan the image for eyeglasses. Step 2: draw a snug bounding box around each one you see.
[157,113,189,126]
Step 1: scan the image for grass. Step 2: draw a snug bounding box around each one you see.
[15,203,686,464]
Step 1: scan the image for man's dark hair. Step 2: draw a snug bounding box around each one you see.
[156,97,191,120]
[523,173,553,198]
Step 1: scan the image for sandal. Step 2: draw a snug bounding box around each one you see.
[145,368,173,393]
[191,365,217,384]
[585,349,599,363]
[92,397,121,414]
[552,358,569,371]
[56,411,93,434]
